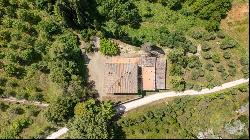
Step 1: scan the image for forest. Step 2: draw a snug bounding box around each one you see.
[0,0,249,139]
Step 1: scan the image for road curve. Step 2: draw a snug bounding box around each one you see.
[46,78,249,139]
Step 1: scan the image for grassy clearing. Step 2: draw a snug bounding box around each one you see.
[221,0,249,53]
[118,83,249,139]
[0,101,56,139]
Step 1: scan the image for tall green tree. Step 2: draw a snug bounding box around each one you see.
[67,99,116,139]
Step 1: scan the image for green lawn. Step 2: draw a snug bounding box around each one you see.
[118,83,249,139]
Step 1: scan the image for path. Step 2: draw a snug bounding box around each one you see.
[1,97,49,107]
[46,78,249,139]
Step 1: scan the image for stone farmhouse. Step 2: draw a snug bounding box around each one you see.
[103,55,166,95]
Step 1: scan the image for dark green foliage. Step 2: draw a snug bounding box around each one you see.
[0,102,9,111]
[203,32,216,41]
[212,53,220,63]
[187,56,202,68]
[16,9,41,24]
[191,30,204,39]
[205,20,220,31]
[241,66,249,78]
[168,48,187,67]
[223,51,231,59]
[185,82,194,90]
[8,106,24,115]
[170,64,183,76]
[97,0,141,27]
[67,99,116,139]
[100,38,120,56]
[0,88,4,97]
[202,52,212,59]
[227,61,236,68]
[26,106,40,117]
[240,56,249,66]
[201,42,211,52]
[205,74,214,82]
[28,92,43,102]
[216,31,225,39]
[0,118,32,139]
[188,45,197,54]
[0,77,7,86]
[170,76,186,91]
[198,68,205,77]
[193,84,202,91]
[205,63,214,71]
[45,95,79,124]
[238,86,248,93]
[217,65,225,73]
[221,71,229,80]
[54,0,98,29]
[220,38,238,50]
[80,28,96,42]
[37,20,60,38]
[228,67,236,77]
[191,69,200,80]
[16,91,29,100]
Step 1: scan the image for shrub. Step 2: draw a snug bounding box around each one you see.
[221,71,229,80]
[16,91,29,100]
[4,64,18,77]
[188,45,197,54]
[28,92,43,101]
[187,56,202,68]
[202,52,212,59]
[185,83,194,90]
[216,31,225,39]
[205,74,214,82]
[0,88,4,97]
[212,53,220,63]
[0,77,7,86]
[100,38,120,56]
[170,76,186,91]
[170,64,183,76]
[201,42,211,52]
[0,102,9,111]
[85,42,95,53]
[220,38,237,50]
[191,30,204,39]
[27,106,40,117]
[205,20,219,32]
[241,66,249,78]
[228,68,236,77]
[217,65,225,72]
[238,86,248,93]
[193,84,202,91]
[223,51,231,59]
[198,69,205,77]
[240,56,249,66]
[205,63,214,71]
[227,61,236,68]
[203,32,216,41]
[8,106,24,115]
[191,70,200,80]
[80,28,96,42]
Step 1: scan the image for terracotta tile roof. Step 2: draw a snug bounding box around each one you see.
[142,67,155,90]
[156,58,166,89]
[104,63,138,94]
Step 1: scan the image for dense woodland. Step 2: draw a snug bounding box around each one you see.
[0,0,249,139]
